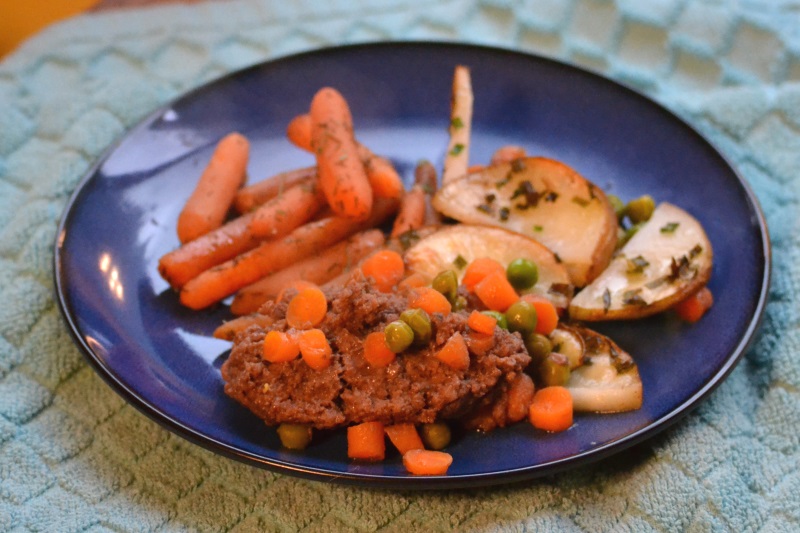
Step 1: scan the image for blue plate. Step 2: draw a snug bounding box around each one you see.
[54,42,770,489]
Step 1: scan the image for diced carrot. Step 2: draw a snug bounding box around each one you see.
[212,313,275,341]
[286,287,328,330]
[359,147,404,199]
[390,186,426,237]
[467,310,496,335]
[521,295,559,335]
[674,286,714,323]
[248,181,326,238]
[398,272,430,290]
[286,114,313,151]
[310,88,373,221]
[347,421,386,461]
[409,287,452,316]
[474,271,519,312]
[434,332,470,370]
[233,167,315,214]
[402,449,453,475]
[298,328,332,370]
[384,424,424,455]
[466,332,496,356]
[177,132,249,243]
[506,373,535,423]
[262,330,300,363]
[360,249,405,293]
[462,257,505,291]
[529,386,573,432]
[490,145,527,166]
[363,331,396,367]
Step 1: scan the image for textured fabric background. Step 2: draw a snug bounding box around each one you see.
[1,0,799,531]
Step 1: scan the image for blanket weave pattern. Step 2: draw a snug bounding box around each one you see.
[1,0,799,531]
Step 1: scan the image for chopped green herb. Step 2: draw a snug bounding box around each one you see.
[398,230,420,250]
[451,117,464,129]
[626,255,650,274]
[572,196,590,207]
[622,289,647,306]
[533,225,543,232]
[484,193,496,204]
[499,207,510,221]
[495,172,513,189]
[453,255,468,269]
[645,276,669,290]
[511,159,527,173]
[603,289,612,313]
[544,191,559,202]
[660,222,680,233]
[449,143,464,156]
[476,203,493,214]
[689,244,703,259]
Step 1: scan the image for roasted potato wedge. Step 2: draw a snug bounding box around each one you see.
[561,325,643,413]
[404,224,573,309]
[569,202,713,321]
[432,157,618,287]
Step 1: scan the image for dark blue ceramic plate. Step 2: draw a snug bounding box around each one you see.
[54,42,770,489]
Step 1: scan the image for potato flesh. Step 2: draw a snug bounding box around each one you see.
[432,157,618,287]
[403,224,573,309]
[569,202,713,320]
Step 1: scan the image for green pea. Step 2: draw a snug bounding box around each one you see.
[453,295,468,311]
[277,424,312,450]
[482,310,508,330]
[505,300,538,334]
[420,422,451,450]
[506,258,539,290]
[384,320,414,353]
[524,332,552,365]
[539,352,570,387]
[400,308,432,346]
[432,269,459,303]
[607,194,626,220]
[625,195,655,224]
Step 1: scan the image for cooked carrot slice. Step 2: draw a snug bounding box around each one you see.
[402,449,453,475]
[347,421,386,461]
[529,386,573,432]
[409,287,452,316]
[467,310,496,335]
[298,328,332,370]
[363,331,396,367]
[360,249,405,293]
[474,271,519,312]
[285,287,328,330]
[262,330,300,363]
[462,257,504,291]
[674,286,714,323]
[521,295,559,335]
[384,424,424,455]
[435,332,470,370]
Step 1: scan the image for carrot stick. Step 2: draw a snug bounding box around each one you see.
[286,114,313,151]
[529,386,573,432]
[310,88,373,221]
[233,167,315,214]
[442,66,473,186]
[177,132,250,244]
[285,287,328,329]
[212,313,274,341]
[179,198,399,310]
[248,180,326,238]
[347,421,386,461]
[384,424,424,455]
[390,186,426,237]
[159,211,263,290]
[403,449,453,475]
[230,229,385,315]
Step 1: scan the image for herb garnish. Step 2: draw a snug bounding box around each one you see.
[449,143,464,156]
[533,225,543,232]
[453,255,468,269]
[626,255,650,274]
[660,222,679,233]
[622,289,647,306]
[603,288,612,313]
[572,196,590,207]
[398,229,420,250]
[499,207,510,221]
[451,117,464,129]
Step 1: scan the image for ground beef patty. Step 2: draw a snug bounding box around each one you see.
[221,274,530,430]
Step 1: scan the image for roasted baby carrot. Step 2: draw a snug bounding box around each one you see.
[434,332,469,370]
[384,424,424,455]
[177,132,249,243]
[286,114,313,151]
[298,328,333,370]
[285,287,328,330]
[310,88,373,221]
[212,313,275,341]
[474,271,519,312]
[233,167,316,214]
[390,186,426,238]
[363,331,396,367]
[360,249,405,293]
[674,286,714,323]
[529,386,573,432]
[248,180,326,238]
[347,421,386,461]
[230,229,385,315]
[403,449,453,475]
[409,287,452,316]
[262,330,300,363]
[179,198,398,309]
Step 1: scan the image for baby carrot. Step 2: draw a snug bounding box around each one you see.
[177,132,249,243]
[402,449,453,475]
[248,181,326,238]
[529,386,573,432]
[212,313,275,341]
[310,88,373,221]
[298,328,332,370]
[390,186,426,238]
[179,198,398,309]
[462,257,505,291]
[434,332,470,370]
[286,114,313,151]
[674,286,714,323]
[521,295,559,335]
[384,424,424,455]
[360,249,405,293]
[474,271,519,312]
[490,145,527,166]
[233,167,316,214]
[347,421,386,461]
[467,310,497,335]
[286,287,328,330]
[262,330,300,363]
[409,287,452,316]
[363,331,396,367]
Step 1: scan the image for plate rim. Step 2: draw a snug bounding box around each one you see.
[53,40,772,489]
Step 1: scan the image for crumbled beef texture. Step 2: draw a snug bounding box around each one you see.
[221,274,531,430]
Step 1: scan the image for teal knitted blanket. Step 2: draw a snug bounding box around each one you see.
[2,0,799,530]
